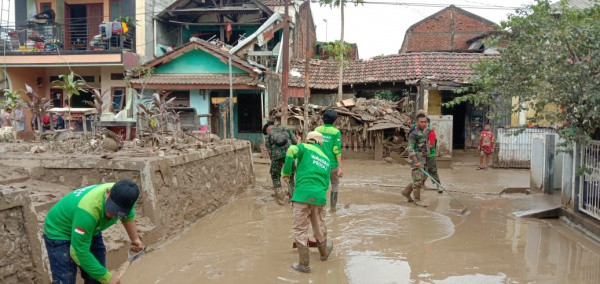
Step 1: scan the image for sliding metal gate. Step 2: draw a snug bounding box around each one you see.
[580,140,600,221]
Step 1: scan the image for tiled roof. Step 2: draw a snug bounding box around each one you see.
[289,52,496,89]
[129,74,257,87]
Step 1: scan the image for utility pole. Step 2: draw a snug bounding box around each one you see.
[303,2,311,141]
[280,0,290,126]
[338,2,344,102]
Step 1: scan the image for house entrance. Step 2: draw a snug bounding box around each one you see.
[442,92,467,150]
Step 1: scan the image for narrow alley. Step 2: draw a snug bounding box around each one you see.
[122,160,600,283]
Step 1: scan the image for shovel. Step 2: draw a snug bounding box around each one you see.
[420,168,469,215]
[116,246,147,278]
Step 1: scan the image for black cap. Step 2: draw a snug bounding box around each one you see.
[323,109,338,124]
[105,179,140,219]
[262,121,275,135]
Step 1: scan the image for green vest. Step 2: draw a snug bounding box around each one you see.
[282,143,331,205]
[315,124,342,168]
[44,183,135,283]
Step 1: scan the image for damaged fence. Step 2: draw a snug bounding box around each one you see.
[580,140,600,221]
[495,128,556,168]
[269,98,412,159]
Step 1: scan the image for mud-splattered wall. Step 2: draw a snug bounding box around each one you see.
[0,187,48,283]
[152,143,254,239]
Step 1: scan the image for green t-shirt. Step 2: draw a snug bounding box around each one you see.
[44,183,135,284]
[282,143,331,205]
[315,124,342,168]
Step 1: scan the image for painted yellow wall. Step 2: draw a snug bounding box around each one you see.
[510,97,559,127]
[427,90,442,115]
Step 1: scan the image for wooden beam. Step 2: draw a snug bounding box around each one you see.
[234,19,291,56]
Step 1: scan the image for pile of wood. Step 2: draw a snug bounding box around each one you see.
[269,98,413,158]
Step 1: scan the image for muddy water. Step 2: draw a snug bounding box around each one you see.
[122,160,600,283]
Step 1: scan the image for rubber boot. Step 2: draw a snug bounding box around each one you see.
[317,240,333,261]
[401,185,414,202]
[330,191,338,212]
[292,244,310,273]
[413,186,427,207]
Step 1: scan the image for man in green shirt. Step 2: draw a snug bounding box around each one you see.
[43,179,144,284]
[402,114,429,207]
[282,131,334,273]
[315,109,343,212]
[425,118,442,193]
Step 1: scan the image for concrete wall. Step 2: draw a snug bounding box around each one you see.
[0,186,48,283]
[136,0,179,64]
[0,140,254,245]
[429,115,453,159]
[190,90,210,125]
[530,133,562,193]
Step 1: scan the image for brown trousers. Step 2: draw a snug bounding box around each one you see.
[292,202,327,247]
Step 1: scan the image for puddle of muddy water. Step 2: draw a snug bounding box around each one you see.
[122,162,600,284]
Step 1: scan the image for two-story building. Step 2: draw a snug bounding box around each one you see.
[6,0,144,134]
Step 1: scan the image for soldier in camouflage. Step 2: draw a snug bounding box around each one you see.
[264,121,298,202]
[402,113,429,207]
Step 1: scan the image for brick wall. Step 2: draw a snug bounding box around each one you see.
[294,1,317,59]
[400,6,496,53]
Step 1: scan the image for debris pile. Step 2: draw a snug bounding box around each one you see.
[269,98,414,158]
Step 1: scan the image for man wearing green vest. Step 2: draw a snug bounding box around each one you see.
[282,131,334,273]
[43,179,144,284]
[425,118,442,193]
[315,109,343,212]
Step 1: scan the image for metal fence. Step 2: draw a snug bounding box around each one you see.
[580,140,600,221]
[0,17,134,53]
[495,128,555,168]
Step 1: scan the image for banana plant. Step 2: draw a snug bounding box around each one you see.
[52,71,86,126]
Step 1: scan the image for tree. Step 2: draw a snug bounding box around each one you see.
[447,0,600,146]
[374,90,402,101]
[320,0,363,101]
[53,71,86,128]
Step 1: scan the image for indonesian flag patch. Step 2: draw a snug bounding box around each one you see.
[74,227,86,235]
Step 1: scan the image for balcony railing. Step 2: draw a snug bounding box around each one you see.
[0,17,135,54]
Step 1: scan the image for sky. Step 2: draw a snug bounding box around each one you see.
[0,0,550,59]
[310,0,541,59]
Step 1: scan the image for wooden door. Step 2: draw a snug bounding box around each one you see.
[87,4,103,49]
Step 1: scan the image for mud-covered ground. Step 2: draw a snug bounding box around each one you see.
[122,160,600,283]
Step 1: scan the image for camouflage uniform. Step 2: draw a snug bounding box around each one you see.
[265,126,298,193]
[402,127,429,202]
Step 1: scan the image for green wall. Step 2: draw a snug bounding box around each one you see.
[154,49,246,74]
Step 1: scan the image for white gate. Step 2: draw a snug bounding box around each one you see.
[580,140,600,221]
[496,128,555,168]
